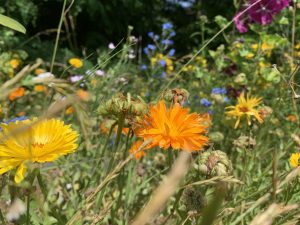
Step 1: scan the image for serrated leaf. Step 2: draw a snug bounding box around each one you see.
[0,14,26,33]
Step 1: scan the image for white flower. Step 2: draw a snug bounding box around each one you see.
[108,42,116,49]
[32,72,55,82]
[6,198,26,222]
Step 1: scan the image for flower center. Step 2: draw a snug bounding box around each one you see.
[239,106,249,112]
[32,143,45,148]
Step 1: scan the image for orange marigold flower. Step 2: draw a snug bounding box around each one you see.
[76,89,90,101]
[129,140,146,160]
[135,100,210,152]
[287,114,297,122]
[34,85,46,92]
[9,87,25,101]
[69,58,83,68]
[34,68,46,75]
[65,106,74,115]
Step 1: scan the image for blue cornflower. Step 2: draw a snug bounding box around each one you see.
[143,47,149,55]
[159,60,166,66]
[147,44,156,50]
[200,98,212,107]
[161,39,174,46]
[212,87,227,95]
[154,35,160,41]
[170,31,176,37]
[140,64,148,70]
[162,22,173,30]
[208,110,214,115]
[148,32,154,38]
[168,49,176,57]
[160,72,167,78]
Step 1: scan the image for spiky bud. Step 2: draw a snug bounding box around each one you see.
[233,135,256,149]
[197,150,232,177]
[162,88,189,105]
[181,187,206,212]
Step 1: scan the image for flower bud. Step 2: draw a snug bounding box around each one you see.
[196,150,232,177]
[209,132,224,142]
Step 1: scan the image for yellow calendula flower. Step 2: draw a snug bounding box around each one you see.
[290,153,300,168]
[226,93,263,129]
[69,58,83,68]
[0,118,78,183]
[9,59,20,69]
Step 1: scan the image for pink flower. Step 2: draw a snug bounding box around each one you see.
[234,0,290,33]
[248,0,290,25]
[234,12,249,33]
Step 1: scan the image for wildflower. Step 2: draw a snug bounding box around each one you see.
[287,114,297,122]
[129,140,146,160]
[226,92,263,128]
[34,68,46,75]
[135,100,210,152]
[200,98,212,107]
[248,0,290,25]
[234,0,289,33]
[70,75,83,83]
[95,70,105,76]
[8,87,25,101]
[76,89,90,101]
[251,43,259,51]
[290,153,300,168]
[140,64,148,70]
[148,32,155,38]
[211,87,227,95]
[0,118,78,183]
[68,58,83,68]
[246,53,255,59]
[34,85,46,92]
[162,22,173,30]
[6,198,26,222]
[168,49,176,57]
[9,59,20,69]
[32,72,54,82]
[161,39,174,46]
[65,106,74,115]
[108,42,116,49]
[234,11,249,33]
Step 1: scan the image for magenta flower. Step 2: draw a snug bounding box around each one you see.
[234,12,249,33]
[248,0,290,25]
[234,0,290,33]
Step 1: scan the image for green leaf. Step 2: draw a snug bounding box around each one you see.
[0,14,26,34]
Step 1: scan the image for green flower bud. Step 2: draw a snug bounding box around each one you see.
[197,150,232,177]
[209,132,224,142]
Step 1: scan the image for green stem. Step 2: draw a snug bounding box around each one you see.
[0,209,6,225]
[50,0,68,73]
[26,190,31,225]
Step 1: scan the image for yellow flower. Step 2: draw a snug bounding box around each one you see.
[9,59,20,69]
[245,53,254,59]
[251,44,258,51]
[135,100,210,152]
[290,153,300,168]
[261,43,273,57]
[69,58,83,68]
[0,118,78,183]
[226,93,263,129]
